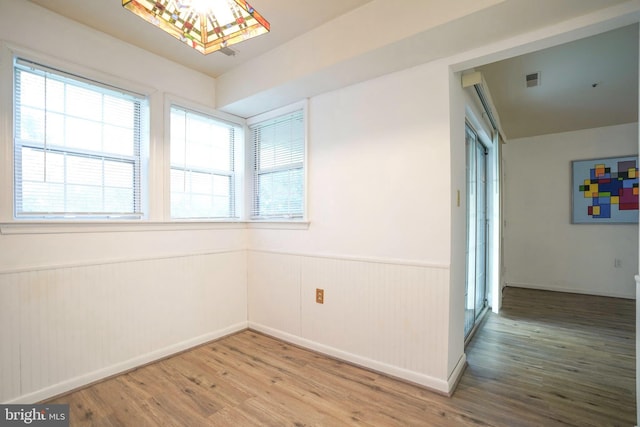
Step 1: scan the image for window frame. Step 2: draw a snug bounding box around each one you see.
[7,50,151,222]
[165,96,245,222]
[247,100,308,222]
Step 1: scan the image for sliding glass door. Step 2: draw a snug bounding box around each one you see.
[465,122,488,338]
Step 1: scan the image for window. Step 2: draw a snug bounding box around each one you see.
[170,106,238,219]
[14,59,148,219]
[249,108,305,219]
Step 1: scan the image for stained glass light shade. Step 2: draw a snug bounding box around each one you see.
[122,0,270,54]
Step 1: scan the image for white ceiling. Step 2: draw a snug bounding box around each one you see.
[27,0,372,78]
[477,23,638,139]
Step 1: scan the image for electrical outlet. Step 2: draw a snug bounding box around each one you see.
[614,258,622,268]
[316,288,324,304]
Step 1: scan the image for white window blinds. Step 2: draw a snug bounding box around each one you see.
[14,58,148,219]
[250,109,305,219]
[170,106,237,219]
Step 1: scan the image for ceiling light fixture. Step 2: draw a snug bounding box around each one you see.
[122,0,270,55]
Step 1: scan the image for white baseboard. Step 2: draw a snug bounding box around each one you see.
[506,282,635,300]
[447,353,467,394]
[248,322,453,395]
[6,322,248,404]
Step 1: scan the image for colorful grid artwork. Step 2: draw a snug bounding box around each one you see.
[572,155,639,223]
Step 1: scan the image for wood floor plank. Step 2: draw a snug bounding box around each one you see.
[46,287,636,426]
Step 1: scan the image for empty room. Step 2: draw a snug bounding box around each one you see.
[0,0,638,426]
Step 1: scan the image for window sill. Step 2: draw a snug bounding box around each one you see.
[0,220,247,235]
[246,220,310,230]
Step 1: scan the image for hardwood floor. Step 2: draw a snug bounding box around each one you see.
[46,287,636,426]
[459,287,635,427]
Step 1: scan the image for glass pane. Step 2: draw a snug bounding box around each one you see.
[252,109,305,218]
[186,139,214,170]
[46,152,65,183]
[475,142,487,318]
[18,72,45,108]
[105,187,133,213]
[259,139,276,169]
[170,111,186,167]
[46,79,65,113]
[21,148,44,182]
[21,182,64,213]
[184,114,214,170]
[190,171,213,194]
[21,148,65,183]
[103,95,134,126]
[210,127,231,171]
[104,161,133,188]
[171,168,186,192]
[465,125,477,337]
[66,117,102,152]
[213,175,230,197]
[212,196,230,217]
[67,156,102,186]
[14,62,146,217]
[66,184,102,212]
[18,106,45,142]
[191,195,212,217]
[170,107,235,218]
[66,85,102,121]
[45,112,65,147]
[182,115,233,171]
[171,193,188,218]
[103,125,134,156]
[257,168,303,217]
[464,123,489,337]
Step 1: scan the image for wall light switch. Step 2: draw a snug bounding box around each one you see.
[316,288,324,304]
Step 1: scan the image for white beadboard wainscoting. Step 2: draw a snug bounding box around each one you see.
[0,250,248,404]
[247,250,457,394]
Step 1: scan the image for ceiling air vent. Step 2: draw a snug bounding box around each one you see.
[526,72,540,88]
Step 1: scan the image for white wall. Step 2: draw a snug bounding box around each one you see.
[0,0,247,403]
[247,59,467,393]
[249,62,453,263]
[503,123,639,298]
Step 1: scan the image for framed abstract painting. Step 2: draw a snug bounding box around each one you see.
[572,155,639,224]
